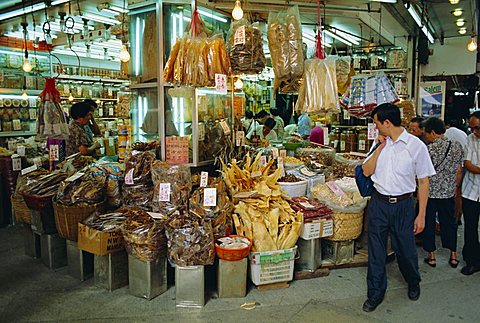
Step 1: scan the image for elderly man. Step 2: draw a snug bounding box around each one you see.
[409,116,428,144]
[362,103,435,312]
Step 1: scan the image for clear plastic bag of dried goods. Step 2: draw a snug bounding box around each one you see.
[296,57,339,114]
[267,12,289,80]
[151,161,192,217]
[286,6,304,79]
[206,34,232,84]
[227,19,266,75]
[56,172,105,206]
[335,56,353,95]
[37,78,69,140]
[82,210,127,231]
[332,153,365,178]
[124,150,156,185]
[166,214,215,266]
[122,208,167,261]
[85,163,123,208]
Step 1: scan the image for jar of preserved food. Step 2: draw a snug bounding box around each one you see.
[369,48,386,70]
[357,129,368,153]
[352,50,368,71]
[339,131,347,153]
[329,128,340,150]
[345,129,357,153]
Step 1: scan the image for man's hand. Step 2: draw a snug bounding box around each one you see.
[414,215,425,235]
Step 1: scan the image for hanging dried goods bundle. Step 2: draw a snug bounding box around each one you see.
[336,56,354,95]
[296,58,339,114]
[36,78,69,140]
[227,19,266,75]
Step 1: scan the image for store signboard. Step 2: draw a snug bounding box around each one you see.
[165,136,189,164]
[418,81,446,119]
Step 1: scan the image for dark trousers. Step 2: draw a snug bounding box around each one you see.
[367,194,420,301]
[461,198,480,266]
[423,197,457,253]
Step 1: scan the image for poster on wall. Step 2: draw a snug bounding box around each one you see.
[418,81,446,119]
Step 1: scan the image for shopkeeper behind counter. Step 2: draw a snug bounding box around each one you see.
[246,117,278,143]
[66,102,101,157]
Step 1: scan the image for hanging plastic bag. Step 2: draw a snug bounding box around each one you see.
[37,78,69,140]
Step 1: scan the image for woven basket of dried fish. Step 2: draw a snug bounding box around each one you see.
[11,194,31,224]
[326,210,364,241]
[53,200,107,241]
[22,192,55,211]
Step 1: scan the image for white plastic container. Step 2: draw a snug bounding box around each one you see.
[278,180,308,197]
[249,246,297,285]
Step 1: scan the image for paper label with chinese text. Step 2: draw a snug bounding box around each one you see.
[367,123,378,140]
[159,183,171,202]
[124,168,134,185]
[215,74,227,94]
[326,182,347,197]
[21,164,37,176]
[49,145,59,161]
[235,131,245,147]
[12,119,21,131]
[17,146,25,156]
[203,188,217,207]
[234,25,246,45]
[200,171,208,188]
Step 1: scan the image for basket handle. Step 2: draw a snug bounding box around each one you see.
[294,248,300,260]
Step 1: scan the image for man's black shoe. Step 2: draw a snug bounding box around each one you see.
[362,298,383,312]
[408,284,420,301]
[461,265,480,276]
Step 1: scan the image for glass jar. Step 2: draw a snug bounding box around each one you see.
[386,47,407,69]
[369,48,386,70]
[329,128,340,150]
[345,129,357,153]
[357,129,367,153]
[352,50,368,70]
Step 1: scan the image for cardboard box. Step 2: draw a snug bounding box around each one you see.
[300,218,333,240]
[77,223,124,256]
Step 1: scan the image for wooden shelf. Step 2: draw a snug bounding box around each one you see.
[57,74,129,84]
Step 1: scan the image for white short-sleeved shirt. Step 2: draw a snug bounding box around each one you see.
[367,129,436,196]
[445,127,467,150]
[246,125,277,142]
[462,134,480,201]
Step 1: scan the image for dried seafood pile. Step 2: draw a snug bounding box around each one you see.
[221,152,303,252]
[122,151,156,208]
[56,172,105,206]
[22,171,68,197]
[83,210,127,231]
[122,208,167,261]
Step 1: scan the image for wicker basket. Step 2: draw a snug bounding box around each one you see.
[11,194,31,224]
[53,200,106,241]
[325,210,364,241]
[22,193,55,211]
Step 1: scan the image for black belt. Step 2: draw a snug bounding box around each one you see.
[374,191,412,204]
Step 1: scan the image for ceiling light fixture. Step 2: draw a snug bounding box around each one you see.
[0,0,70,21]
[449,0,460,4]
[456,19,466,27]
[68,93,74,101]
[328,28,361,46]
[323,29,353,46]
[232,0,243,20]
[405,3,435,43]
[459,27,467,34]
[452,9,463,16]
[467,36,477,51]
[81,13,121,25]
[21,86,29,101]
[198,9,228,23]
[119,0,130,62]
[21,23,32,73]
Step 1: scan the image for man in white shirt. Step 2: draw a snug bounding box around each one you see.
[361,103,436,312]
[444,120,467,150]
[246,117,278,143]
[460,111,480,276]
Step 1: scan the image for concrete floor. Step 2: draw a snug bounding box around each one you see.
[1,224,479,323]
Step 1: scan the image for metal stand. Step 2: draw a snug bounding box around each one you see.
[23,223,41,258]
[217,258,247,298]
[94,250,128,292]
[175,265,205,308]
[40,233,67,270]
[295,238,322,272]
[128,255,167,300]
[66,240,94,281]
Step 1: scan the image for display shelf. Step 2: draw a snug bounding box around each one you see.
[57,74,129,84]
[129,82,158,89]
[0,131,36,137]
[331,125,368,129]
[60,97,118,101]
[0,89,42,95]
[357,68,409,74]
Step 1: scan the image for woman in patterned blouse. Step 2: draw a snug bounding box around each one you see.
[423,117,464,268]
[66,102,101,157]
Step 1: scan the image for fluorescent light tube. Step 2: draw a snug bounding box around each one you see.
[82,13,121,25]
[323,29,352,46]
[405,4,435,44]
[197,9,228,23]
[329,28,360,45]
[5,31,58,40]
[0,0,70,21]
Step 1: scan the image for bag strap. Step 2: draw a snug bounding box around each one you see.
[434,140,452,170]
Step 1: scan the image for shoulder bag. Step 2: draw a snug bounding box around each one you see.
[355,142,381,197]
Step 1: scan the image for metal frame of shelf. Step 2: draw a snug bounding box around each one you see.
[0,131,36,137]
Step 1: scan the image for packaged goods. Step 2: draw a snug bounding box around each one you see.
[36,78,69,140]
[296,147,336,166]
[151,161,192,216]
[56,172,105,206]
[123,151,156,209]
[58,154,96,173]
[336,56,353,95]
[85,163,123,208]
[227,19,266,75]
[311,177,367,212]
[296,57,339,114]
[166,214,215,266]
[332,153,365,178]
[122,208,167,261]
[287,196,332,220]
[22,170,68,197]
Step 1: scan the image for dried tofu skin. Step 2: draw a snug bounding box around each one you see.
[164,39,181,83]
[286,6,304,79]
[297,58,339,114]
[173,37,188,84]
[267,12,289,80]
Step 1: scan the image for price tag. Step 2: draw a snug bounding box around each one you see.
[219,120,231,135]
[235,131,245,147]
[77,87,82,96]
[12,119,21,131]
[198,123,205,141]
[200,171,208,188]
[66,172,85,182]
[367,123,378,140]
[21,164,37,176]
[215,74,228,94]
[108,88,113,97]
[277,156,284,166]
[326,182,347,197]
[278,157,285,177]
[203,188,217,207]
[7,141,15,151]
[17,146,25,156]
[99,108,104,117]
[159,183,171,202]
[340,140,346,152]
[260,155,267,167]
[29,98,37,107]
[323,127,329,145]
[124,168,134,185]
[64,85,70,94]
[147,212,164,220]
[343,110,350,120]
[371,55,379,68]
[272,147,279,159]
[29,108,37,120]
[279,149,287,158]
[109,108,114,116]
[322,219,334,237]
[12,157,22,171]
[359,140,366,151]
[395,80,402,94]
[109,137,114,147]
[234,25,246,45]
[100,147,105,155]
[33,157,42,167]
[49,145,59,161]
[25,76,34,88]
